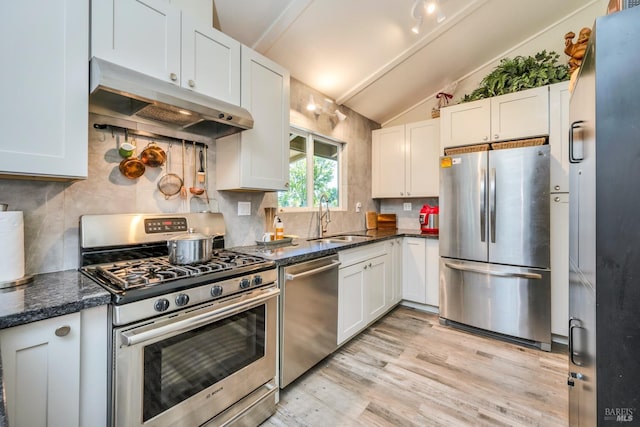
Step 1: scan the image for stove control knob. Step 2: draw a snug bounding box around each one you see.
[175,293,190,307]
[252,275,263,286]
[154,298,170,312]
[239,278,251,289]
[211,285,223,297]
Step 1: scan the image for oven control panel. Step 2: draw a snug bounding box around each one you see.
[114,268,278,325]
[144,217,188,234]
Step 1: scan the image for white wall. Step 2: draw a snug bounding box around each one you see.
[385,0,608,127]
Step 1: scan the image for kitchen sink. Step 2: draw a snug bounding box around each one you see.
[308,234,373,244]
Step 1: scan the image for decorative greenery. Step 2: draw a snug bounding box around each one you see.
[460,50,569,103]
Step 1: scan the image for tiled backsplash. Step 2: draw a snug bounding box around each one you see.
[379,198,439,230]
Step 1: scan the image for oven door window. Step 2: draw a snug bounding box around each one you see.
[142,305,266,421]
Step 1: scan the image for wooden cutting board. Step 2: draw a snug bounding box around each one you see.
[365,212,378,230]
[376,213,397,229]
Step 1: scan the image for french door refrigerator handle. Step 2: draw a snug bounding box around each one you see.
[569,120,584,163]
[489,168,496,243]
[568,317,583,366]
[443,261,542,279]
[480,168,486,242]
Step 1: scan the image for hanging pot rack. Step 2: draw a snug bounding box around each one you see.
[93,123,208,149]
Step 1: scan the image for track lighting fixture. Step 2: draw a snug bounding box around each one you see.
[304,94,348,121]
[306,95,317,112]
[411,0,445,34]
[334,110,347,122]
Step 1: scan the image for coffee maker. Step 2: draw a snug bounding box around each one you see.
[419,204,439,234]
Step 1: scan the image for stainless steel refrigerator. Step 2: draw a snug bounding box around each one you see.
[439,144,551,350]
[568,7,640,425]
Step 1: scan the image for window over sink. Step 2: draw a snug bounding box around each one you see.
[278,126,344,210]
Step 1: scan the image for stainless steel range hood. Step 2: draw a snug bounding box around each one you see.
[89,58,253,139]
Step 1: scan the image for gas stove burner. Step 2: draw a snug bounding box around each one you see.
[84,251,275,294]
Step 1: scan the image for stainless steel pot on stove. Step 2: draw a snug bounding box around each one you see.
[167,228,213,264]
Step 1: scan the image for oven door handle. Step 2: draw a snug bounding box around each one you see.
[120,287,280,347]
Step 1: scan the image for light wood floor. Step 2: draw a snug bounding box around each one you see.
[263,306,568,427]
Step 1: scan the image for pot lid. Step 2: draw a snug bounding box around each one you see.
[167,228,212,241]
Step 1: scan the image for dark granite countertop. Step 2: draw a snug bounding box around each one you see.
[233,228,438,267]
[0,270,111,330]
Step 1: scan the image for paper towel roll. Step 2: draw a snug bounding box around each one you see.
[0,211,25,283]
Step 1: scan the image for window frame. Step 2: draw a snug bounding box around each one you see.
[278,126,345,212]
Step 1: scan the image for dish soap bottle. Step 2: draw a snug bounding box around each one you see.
[274,216,284,240]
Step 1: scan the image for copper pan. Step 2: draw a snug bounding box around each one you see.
[140,142,166,167]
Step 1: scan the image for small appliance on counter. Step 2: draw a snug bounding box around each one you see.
[419,204,439,234]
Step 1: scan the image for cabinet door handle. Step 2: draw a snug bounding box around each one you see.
[493,134,499,140]
[400,192,404,196]
[169,73,178,82]
[188,79,195,88]
[569,120,584,163]
[55,325,71,337]
[554,185,561,191]
[483,136,488,141]
[554,196,561,202]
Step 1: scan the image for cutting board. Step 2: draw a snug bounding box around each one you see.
[365,212,378,230]
[376,213,397,229]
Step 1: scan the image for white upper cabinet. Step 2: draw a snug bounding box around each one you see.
[91,0,181,82]
[92,0,240,104]
[215,47,290,191]
[372,125,405,197]
[440,86,550,151]
[181,14,240,105]
[549,81,571,193]
[0,0,88,179]
[440,101,491,149]
[372,119,440,198]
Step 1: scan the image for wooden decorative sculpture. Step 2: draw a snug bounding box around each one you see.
[564,27,592,74]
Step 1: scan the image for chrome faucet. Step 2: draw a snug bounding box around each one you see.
[318,194,331,237]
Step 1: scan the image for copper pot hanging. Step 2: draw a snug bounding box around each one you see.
[140,142,166,167]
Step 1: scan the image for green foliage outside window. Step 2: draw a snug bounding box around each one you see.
[278,131,340,209]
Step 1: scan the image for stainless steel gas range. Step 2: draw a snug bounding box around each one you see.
[79,212,279,427]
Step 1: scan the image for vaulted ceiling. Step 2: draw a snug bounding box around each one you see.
[214,0,599,125]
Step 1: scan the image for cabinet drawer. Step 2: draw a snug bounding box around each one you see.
[339,242,387,268]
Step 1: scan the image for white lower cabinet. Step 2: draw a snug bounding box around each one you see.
[0,306,108,427]
[337,243,392,345]
[1,312,81,427]
[551,193,569,337]
[402,237,439,307]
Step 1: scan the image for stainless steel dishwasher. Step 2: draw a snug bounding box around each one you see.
[280,254,340,388]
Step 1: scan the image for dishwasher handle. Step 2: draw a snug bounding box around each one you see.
[285,260,341,281]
